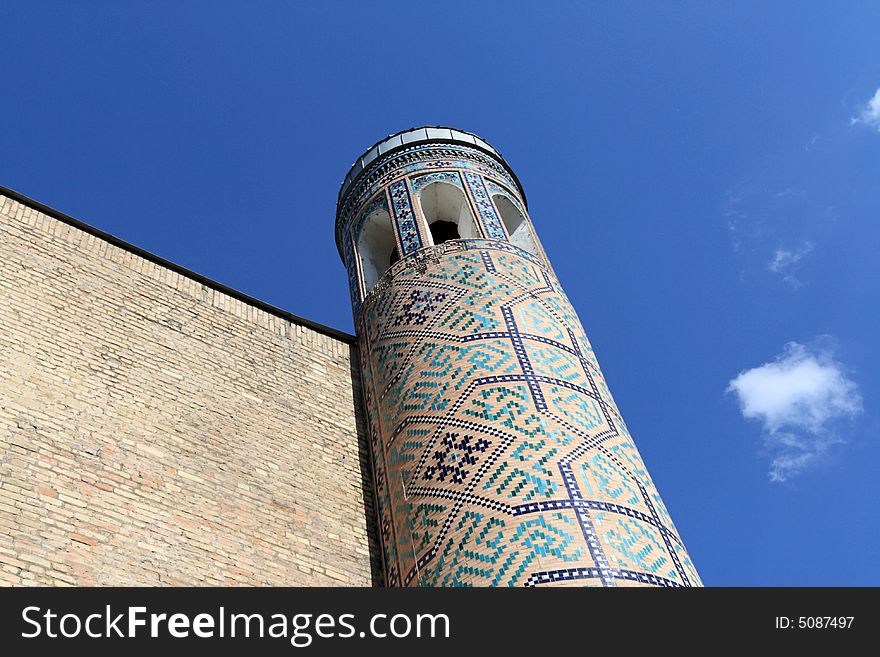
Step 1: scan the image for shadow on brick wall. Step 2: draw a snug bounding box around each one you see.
[348,344,385,587]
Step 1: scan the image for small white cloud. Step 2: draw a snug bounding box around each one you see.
[723,192,746,252]
[727,340,862,482]
[774,187,805,199]
[851,87,880,130]
[768,242,814,289]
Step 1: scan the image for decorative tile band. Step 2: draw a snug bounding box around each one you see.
[388,180,423,255]
[463,171,506,240]
[410,171,464,194]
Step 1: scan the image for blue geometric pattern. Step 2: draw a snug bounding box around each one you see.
[463,171,507,240]
[410,171,464,193]
[388,180,423,255]
[392,290,449,327]
[424,432,490,484]
[356,239,701,587]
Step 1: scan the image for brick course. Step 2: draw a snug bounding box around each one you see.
[0,192,380,586]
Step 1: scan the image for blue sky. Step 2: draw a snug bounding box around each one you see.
[2,2,878,585]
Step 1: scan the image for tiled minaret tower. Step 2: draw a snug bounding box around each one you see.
[336,127,701,587]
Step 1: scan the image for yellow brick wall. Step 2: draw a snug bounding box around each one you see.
[0,192,380,586]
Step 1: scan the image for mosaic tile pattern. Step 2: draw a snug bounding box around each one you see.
[463,171,506,240]
[388,180,423,255]
[410,171,464,194]
[355,240,701,587]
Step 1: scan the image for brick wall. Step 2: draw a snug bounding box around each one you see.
[0,192,381,586]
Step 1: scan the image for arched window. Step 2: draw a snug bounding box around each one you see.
[419,182,479,246]
[357,207,399,291]
[493,195,538,256]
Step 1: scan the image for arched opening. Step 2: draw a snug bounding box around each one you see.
[428,220,459,244]
[357,207,399,291]
[419,182,478,246]
[493,195,538,256]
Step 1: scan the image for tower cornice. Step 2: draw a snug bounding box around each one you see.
[337,127,526,207]
[334,127,527,260]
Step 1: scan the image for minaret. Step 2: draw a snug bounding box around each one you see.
[336,127,700,587]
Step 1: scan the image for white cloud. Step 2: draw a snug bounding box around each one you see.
[851,87,880,130]
[768,242,814,289]
[727,340,862,482]
[722,183,831,288]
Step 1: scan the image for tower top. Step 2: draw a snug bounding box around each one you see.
[336,126,527,209]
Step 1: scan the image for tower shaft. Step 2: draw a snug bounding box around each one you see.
[337,128,700,587]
